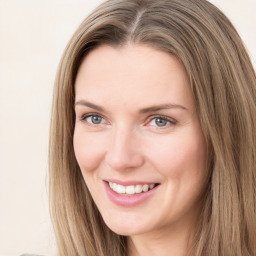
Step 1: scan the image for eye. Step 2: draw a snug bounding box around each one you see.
[82,114,106,125]
[148,116,176,127]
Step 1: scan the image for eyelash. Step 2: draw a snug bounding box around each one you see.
[147,115,177,128]
[80,113,107,125]
[80,113,177,128]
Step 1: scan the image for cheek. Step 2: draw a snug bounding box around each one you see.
[146,133,207,219]
[73,129,106,172]
[146,132,207,179]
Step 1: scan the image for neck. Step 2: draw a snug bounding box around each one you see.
[127,215,197,256]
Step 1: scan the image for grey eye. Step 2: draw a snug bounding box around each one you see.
[149,117,170,127]
[87,115,104,124]
[154,117,168,127]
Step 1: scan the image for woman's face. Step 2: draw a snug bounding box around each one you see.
[74,44,207,236]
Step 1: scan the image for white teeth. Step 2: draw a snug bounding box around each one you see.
[135,185,143,193]
[149,184,155,189]
[126,185,135,195]
[117,184,126,194]
[142,184,149,192]
[108,182,156,195]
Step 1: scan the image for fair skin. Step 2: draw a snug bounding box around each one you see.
[73,44,207,256]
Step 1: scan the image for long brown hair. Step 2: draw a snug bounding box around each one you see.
[49,0,256,255]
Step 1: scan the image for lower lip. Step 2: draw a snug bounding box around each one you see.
[104,182,159,207]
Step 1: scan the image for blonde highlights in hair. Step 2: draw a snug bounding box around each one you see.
[49,0,256,255]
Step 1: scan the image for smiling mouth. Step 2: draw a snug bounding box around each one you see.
[107,181,159,196]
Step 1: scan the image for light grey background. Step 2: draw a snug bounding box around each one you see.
[0,0,255,255]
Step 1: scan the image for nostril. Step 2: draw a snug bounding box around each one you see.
[105,151,144,171]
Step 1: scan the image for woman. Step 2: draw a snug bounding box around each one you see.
[49,0,256,255]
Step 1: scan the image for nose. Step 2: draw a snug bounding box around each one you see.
[105,126,144,171]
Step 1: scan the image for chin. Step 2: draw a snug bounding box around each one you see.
[108,224,146,236]
[102,213,154,236]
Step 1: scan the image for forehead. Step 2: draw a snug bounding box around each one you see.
[75,44,194,111]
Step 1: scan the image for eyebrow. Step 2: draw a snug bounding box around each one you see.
[74,100,187,113]
[139,104,187,113]
[75,100,105,112]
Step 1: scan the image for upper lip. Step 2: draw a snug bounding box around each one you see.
[104,179,160,186]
